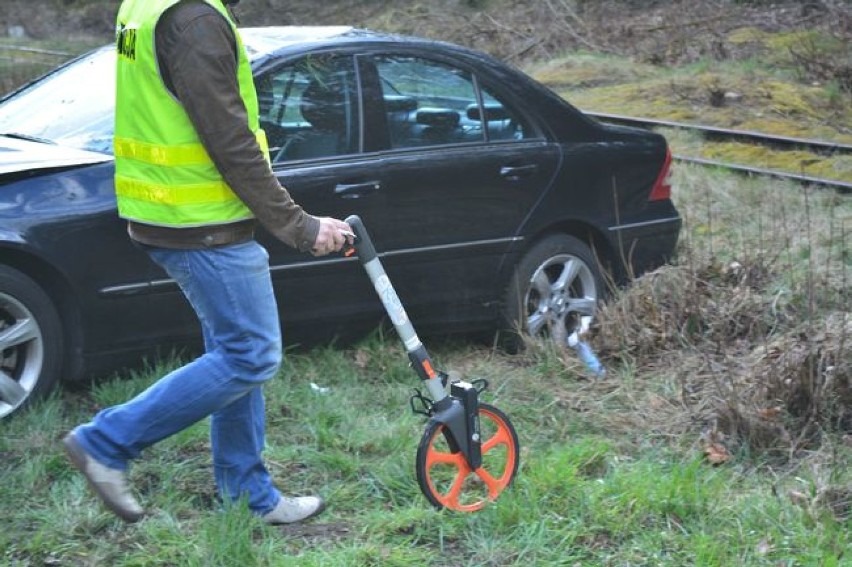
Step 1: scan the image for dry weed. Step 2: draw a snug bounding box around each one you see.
[593,257,785,363]
[591,252,849,461]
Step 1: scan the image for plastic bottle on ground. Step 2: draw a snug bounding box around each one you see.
[567,320,606,378]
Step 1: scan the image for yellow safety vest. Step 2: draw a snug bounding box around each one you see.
[113,0,268,227]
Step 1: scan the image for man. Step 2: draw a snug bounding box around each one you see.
[63,0,352,524]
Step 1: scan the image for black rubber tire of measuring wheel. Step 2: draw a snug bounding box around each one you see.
[0,265,63,419]
[415,403,520,512]
[501,233,604,353]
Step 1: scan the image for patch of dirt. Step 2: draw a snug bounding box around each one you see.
[275,520,353,542]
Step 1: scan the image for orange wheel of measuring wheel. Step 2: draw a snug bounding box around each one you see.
[415,403,519,512]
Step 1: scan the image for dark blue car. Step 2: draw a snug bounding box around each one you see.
[0,27,680,419]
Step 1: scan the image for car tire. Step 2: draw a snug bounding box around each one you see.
[502,234,604,351]
[0,266,63,419]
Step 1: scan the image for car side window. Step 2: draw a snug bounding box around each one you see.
[373,55,533,149]
[375,55,484,149]
[256,54,359,163]
[478,86,531,142]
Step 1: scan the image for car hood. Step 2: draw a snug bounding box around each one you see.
[0,136,112,176]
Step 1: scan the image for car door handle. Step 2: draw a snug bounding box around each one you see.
[500,164,538,180]
[334,181,381,198]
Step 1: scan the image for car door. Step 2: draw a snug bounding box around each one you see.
[253,52,387,342]
[360,52,561,328]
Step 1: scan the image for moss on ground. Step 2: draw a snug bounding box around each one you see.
[700,143,852,180]
[530,27,852,183]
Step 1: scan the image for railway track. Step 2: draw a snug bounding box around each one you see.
[588,111,852,194]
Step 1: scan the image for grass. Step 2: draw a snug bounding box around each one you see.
[2,19,850,567]
[2,163,850,565]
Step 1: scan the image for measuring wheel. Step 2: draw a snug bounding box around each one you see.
[415,403,519,512]
[344,215,520,511]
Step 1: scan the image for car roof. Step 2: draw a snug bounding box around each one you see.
[64,27,477,74]
[240,26,355,58]
[239,26,466,62]
[241,26,407,58]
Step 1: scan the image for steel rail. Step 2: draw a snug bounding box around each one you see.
[673,154,851,194]
[586,111,851,193]
[587,111,852,155]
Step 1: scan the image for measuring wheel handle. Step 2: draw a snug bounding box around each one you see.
[344,215,445,402]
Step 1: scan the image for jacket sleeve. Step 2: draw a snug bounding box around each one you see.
[156,3,320,252]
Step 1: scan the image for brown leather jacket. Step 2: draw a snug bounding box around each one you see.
[126,0,320,252]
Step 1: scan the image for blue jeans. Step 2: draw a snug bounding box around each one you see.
[75,240,283,515]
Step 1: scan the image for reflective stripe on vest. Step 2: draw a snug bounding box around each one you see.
[114,130,269,167]
[114,0,265,227]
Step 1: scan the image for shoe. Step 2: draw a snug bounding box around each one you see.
[63,430,145,523]
[262,495,326,524]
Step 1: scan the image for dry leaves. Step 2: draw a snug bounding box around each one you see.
[704,442,731,465]
[353,349,370,369]
[757,406,782,420]
[701,427,731,465]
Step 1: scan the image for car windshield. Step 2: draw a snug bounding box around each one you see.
[0,46,116,155]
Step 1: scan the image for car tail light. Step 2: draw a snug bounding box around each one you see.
[648,147,673,201]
